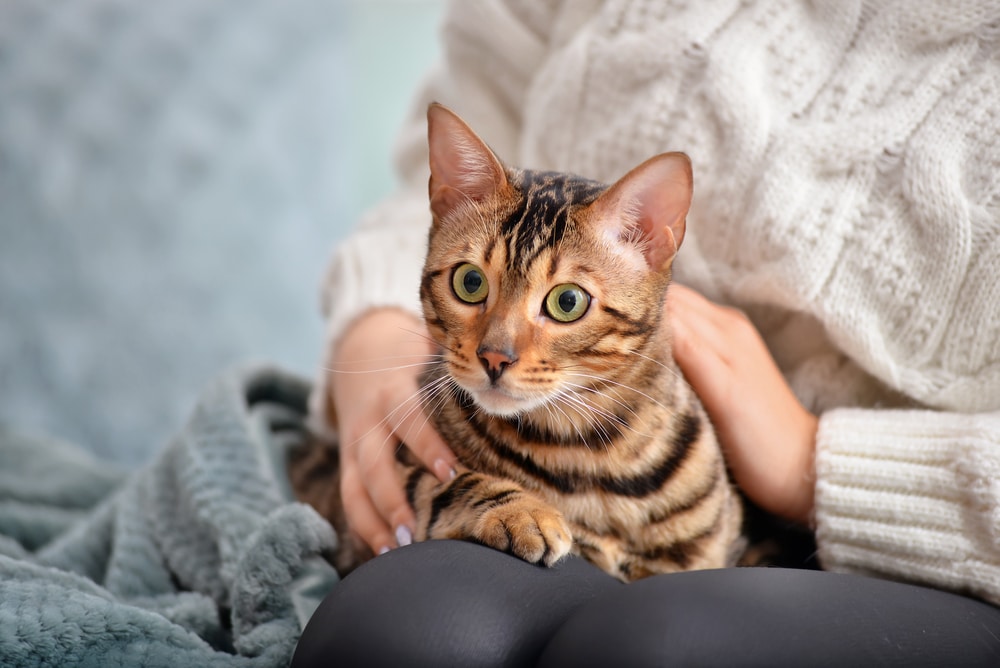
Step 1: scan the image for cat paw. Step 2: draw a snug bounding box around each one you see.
[474,498,573,567]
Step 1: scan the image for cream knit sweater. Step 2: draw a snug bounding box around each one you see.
[315,0,1000,605]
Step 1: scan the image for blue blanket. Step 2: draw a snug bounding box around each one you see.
[0,366,339,667]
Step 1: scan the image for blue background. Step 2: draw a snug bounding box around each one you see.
[0,0,443,467]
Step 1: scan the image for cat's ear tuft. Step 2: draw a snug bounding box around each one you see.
[592,153,693,272]
[427,103,508,220]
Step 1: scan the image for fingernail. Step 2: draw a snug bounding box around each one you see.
[377,545,391,556]
[395,525,413,547]
[433,458,457,481]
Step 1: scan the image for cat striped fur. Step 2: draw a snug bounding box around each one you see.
[290,104,744,582]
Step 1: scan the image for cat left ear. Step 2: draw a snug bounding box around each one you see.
[427,103,508,221]
[591,153,693,272]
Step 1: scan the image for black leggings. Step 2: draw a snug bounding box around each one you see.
[293,540,1000,667]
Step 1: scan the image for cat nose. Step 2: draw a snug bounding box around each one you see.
[477,347,517,383]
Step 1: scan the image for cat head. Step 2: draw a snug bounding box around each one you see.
[421,103,692,420]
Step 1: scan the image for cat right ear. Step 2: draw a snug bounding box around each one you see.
[592,152,693,273]
[427,103,508,220]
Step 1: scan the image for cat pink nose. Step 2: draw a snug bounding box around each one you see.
[477,347,517,383]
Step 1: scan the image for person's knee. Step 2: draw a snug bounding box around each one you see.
[539,568,1000,667]
[293,540,619,668]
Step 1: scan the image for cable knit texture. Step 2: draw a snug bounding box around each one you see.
[317,0,1000,604]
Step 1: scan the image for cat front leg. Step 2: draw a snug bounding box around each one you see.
[404,466,573,567]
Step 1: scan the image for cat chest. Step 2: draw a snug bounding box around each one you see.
[454,434,717,531]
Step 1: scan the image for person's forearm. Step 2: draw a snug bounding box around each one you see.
[815,408,1000,606]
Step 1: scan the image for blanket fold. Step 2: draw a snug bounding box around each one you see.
[0,366,339,667]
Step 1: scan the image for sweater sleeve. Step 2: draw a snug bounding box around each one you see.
[814,408,1000,606]
[310,0,568,430]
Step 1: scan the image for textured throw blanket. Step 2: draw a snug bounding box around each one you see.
[0,366,339,667]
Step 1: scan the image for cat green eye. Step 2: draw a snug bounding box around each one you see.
[452,263,489,303]
[545,284,590,322]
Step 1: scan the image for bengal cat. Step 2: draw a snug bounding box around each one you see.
[290,103,745,582]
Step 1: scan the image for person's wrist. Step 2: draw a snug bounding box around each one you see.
[339,308,421,351]
[782,410,819,526]
[335,309,428,372]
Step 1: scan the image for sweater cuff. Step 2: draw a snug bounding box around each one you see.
[813,407,1000,603]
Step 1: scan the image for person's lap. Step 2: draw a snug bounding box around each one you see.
[293,540,1000,667]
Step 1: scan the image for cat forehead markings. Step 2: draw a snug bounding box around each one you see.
[498,169,607,273]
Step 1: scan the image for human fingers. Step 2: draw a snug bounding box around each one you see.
[335,309,458,482]
[667,285,817,523]
[353,419,418,545]
[668,284,755,360]
[667,283,726,325]
[336,366,451,545]
[351,376,457,546]
[667,285,739,409]
[340,445,396,555]
[669,312,732,414]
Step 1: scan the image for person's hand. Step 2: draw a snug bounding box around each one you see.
[328,308,458,554]
[666,284,818,525]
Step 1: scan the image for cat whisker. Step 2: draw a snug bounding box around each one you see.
[540,399,587,446]
[560,381,654,441]
[547,391,603,449]
[379,374,456,459]
[562,392,637,436]
[559,388,631,434]
[415,373,454,413]
[625,348,685,382]
[341,373,448,456]
[325,358,443,375]
[554,392,615,454]
[398,326,460,357]
[551,388,620,450]
[403,374,459,450]
[328,352,442,364]
[561,377,642,421]
[417,370,455,400]
[563,371,670,414]
[561,360,667,413]
[376,389,437,456]
[559,351,681,407]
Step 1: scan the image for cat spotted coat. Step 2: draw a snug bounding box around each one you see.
[291,103,744,582]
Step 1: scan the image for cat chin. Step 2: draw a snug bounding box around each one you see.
[470,387,549,418]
